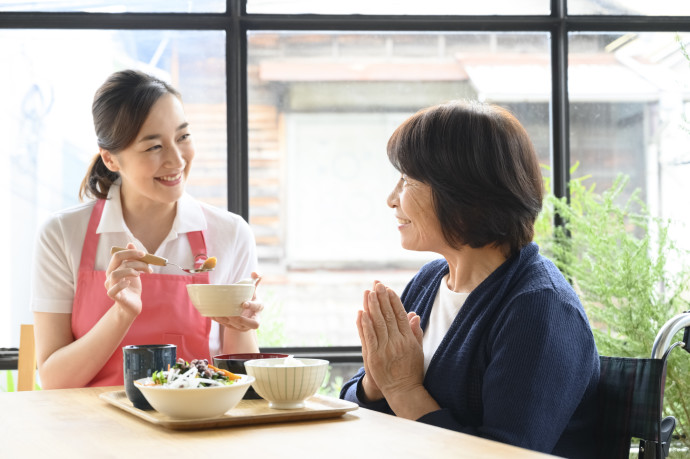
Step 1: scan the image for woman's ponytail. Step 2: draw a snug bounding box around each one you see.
[79,153,119,201]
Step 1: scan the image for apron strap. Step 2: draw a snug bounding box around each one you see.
[188,230,210,283]
[79,199,209,283]
[79,199,106,273]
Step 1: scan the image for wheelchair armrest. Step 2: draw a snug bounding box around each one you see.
[652,312,690,359]
[661,416,676,457]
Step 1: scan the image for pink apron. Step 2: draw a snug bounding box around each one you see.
[72,199,211,387]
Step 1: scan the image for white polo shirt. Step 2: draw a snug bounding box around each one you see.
[30,182,258,355]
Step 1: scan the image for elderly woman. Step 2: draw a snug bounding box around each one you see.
[340,101,599,458]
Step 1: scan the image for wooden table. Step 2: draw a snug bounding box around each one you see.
[0,387,556,458]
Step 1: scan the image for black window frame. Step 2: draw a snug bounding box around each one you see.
[2,0,689,362]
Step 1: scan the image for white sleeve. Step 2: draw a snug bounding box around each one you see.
[30,214,79,313]
[229,217,258,283]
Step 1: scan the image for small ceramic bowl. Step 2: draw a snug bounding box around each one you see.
[213,353,289,399]
[134,374,255,419]
[186,283,255,317]
[244,358,329,409]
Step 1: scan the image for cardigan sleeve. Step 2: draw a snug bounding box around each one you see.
[418,289,598,454]
[339,366,394,414]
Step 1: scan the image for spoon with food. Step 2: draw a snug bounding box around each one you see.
[110,246,216,274]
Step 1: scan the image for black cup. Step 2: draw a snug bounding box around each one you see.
[213,353,288,399]
[123,344,176,410]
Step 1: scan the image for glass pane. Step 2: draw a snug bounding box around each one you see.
[569,32,690,244]
[569,0,690,15]
[0,29,226,346]
[248,31,551,347]
[0,0,225,13]
[247,0,549,15]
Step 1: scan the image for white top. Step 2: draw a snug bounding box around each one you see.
[30,182,258,355]
[422,274,469,373]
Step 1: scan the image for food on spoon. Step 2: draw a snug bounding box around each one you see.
[138,358,239,388]
[201,257,217,270]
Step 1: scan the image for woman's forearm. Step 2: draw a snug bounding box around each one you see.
[221,326,259,354]
[35,306,136,389]
[385,384,441,421]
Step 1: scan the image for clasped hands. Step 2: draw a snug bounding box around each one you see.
[357,281,437,419]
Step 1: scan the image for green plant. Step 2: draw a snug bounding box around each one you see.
[1,370,41,392]
[3,370,15,392]
[534,169,690,446]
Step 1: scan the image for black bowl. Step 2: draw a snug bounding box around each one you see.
[213,353,289,399]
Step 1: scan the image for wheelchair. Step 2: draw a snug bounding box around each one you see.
[596,311,690,459]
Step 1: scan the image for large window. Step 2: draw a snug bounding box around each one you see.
[1,1,689,361]
[247,31,551,346]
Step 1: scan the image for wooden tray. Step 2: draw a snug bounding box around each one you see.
[99,390,358,430]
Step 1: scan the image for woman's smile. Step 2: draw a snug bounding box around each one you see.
[156,172,183,186]
[396,216,412,229]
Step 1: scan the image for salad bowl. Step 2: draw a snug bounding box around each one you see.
[135,374,254,419]
[134,359,254,419]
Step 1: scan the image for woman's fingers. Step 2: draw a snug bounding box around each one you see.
[250,272,262,300]
[241,300,263,315]
[359,309,379,351]
[366,288,389,343]
[107,243,144,273]
[106,278,131,299]
[408,312,423,345]
[106,243,152,280]
[356,310,369,365]
[213,316,259,331]
[386,287,415,337]
[374,283,412,339]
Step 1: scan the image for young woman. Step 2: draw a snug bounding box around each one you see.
[31,70,262,389]
[341,100,599,458]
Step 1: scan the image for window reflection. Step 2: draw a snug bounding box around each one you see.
[1,29,226,336]
[569,32,690,248]
[0,0,225,13]
[248,31,551,346]
[569,0,690,16]
[247,0,549,15]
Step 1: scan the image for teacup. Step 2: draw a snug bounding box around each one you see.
[123,344,176,410]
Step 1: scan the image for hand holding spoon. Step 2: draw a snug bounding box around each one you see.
[110,246,216,274]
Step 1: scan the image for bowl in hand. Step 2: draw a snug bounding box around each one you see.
[134,374,254,419]
[213,353,289,399]
[186,282,255,317]
[244,357,328,409]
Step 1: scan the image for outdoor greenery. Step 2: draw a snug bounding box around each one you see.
[1,370,41,392]
[534,168,690,447]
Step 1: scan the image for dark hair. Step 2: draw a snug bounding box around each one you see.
[387,100,543,257]
[79,70,181,200]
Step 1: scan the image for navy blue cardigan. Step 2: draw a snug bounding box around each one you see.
[341,243,599,458]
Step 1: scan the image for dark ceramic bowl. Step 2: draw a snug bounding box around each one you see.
[213,353,289,399]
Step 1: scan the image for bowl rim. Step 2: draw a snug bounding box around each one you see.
[186,283,254,289]
[244,357,329,367]
[134,374,255,390]
[213,353,290,361]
